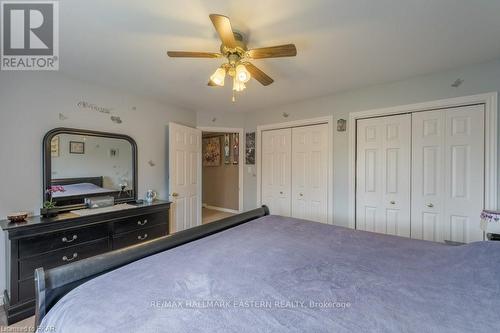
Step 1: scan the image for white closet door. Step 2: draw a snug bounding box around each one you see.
[261,128,292,216]
[411,110,445,241]
[291,124,328,223]
[412,105,484,243]
[356,114,411,236]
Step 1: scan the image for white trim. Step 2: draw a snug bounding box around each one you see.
[202,204,239,214]
[198,126,245,213]
[256,116,334,224]
[348,92,498,229]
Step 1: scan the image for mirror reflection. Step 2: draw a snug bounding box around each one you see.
[50,133,134,202]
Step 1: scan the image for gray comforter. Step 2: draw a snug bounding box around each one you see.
[39,215,500,332]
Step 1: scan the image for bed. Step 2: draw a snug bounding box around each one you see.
[50,177,121,204]
[35,207,500,332]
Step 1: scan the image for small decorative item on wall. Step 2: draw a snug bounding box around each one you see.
[109,148,119,158]
[223,134,231,164]
[50,136,59,157]
[245,132,255,165]
[69,141,85,154]
[337,119,347,132]
[203,136,221,166]
[232,133,239,164]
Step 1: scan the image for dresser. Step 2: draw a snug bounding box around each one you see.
[0,201,170,324]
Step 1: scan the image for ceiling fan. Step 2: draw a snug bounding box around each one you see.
[167,14,297,101]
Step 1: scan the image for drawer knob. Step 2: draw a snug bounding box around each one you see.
[426,203,434,208]
[62,252,78,262]
[137,233,148,240]
[137,219,148,226]
[62,235,78,243]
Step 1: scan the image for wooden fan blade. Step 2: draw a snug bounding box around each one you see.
[209,14,237,48]
[167,51,221,58]
[245,63,274,86]
[247,44,297,59]
[207,80,219,86]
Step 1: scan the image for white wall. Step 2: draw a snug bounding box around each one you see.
[197,58,500,225]
[0,72,196,298]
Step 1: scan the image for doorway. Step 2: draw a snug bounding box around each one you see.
[199,127,244,224]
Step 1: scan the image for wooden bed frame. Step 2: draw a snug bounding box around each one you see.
[34,205,270,327]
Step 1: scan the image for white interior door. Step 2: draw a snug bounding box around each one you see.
[261,128,291,216]
[412,105,484,243]
[291,124,328,223]
[169,122,201,233]
[356,114,411,236]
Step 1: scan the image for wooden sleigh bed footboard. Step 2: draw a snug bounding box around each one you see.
[34,206,270,327]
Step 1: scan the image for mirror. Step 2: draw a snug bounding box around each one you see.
[43,128,137,208]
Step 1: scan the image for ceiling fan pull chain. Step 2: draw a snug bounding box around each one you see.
[232,90,236,102]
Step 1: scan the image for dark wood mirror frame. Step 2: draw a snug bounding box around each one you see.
[43,128,138,210]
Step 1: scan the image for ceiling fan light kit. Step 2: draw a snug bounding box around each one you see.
[167,14,297,102]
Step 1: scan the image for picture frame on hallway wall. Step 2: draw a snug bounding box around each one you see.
[203,136,221,166]
[232,133,239,165]
[245,132,255,165]
[223,134,230,164]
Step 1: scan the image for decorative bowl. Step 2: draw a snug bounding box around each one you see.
[7,212,28,223]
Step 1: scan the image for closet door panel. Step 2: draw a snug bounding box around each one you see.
[291,124,328,223]
[382,115,411,237]
[356,115,411,236]
[443,105,484,243]
[261,129,292,216]
[411,110,445,242]
[412,105,484,243]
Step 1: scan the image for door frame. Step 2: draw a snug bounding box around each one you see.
[198,126,245,213]
[348,92,498,230]
[256,116,335,224]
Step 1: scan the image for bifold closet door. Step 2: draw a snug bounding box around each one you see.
[261,128,292,216]
[411,105,484,243]
[291,124,328,223]
[356,114,411,236]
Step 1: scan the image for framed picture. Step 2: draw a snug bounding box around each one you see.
[232,133,239,165]
[223,134,231,164]
[245,132,255,165]
[203,137,221,166]
[50,136,59,157]
[69,141,85,154]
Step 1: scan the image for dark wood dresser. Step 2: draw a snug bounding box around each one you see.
[0,200,170,324]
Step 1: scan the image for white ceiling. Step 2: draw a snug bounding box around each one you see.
[60,0,500,112]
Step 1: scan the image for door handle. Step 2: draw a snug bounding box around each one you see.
[426,203,434,208]
[137,233,148,240]
[62,235,78,243]
[171,192,179,197]
[62,253,78,262]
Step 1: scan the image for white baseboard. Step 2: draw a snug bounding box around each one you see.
[202,204,239,214]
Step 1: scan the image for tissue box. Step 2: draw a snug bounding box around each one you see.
[85,196,115,209]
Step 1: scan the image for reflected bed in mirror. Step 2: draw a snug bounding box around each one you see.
[43,128,138,209]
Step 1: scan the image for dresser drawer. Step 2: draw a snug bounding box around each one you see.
[19,224,108,258]
[19,238,109,280]
[112,224,167,250]
[113,211,168,235]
